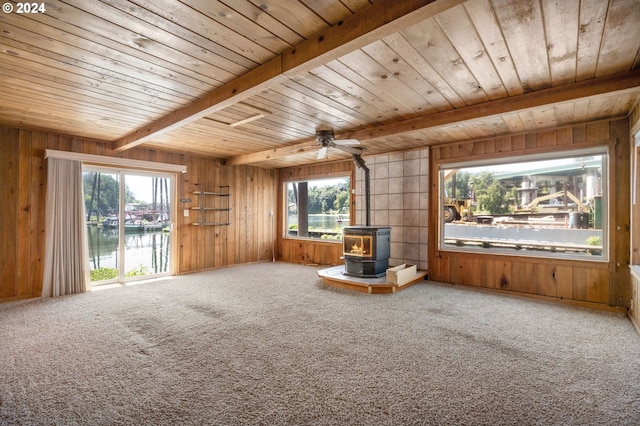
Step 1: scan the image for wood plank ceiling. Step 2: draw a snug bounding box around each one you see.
[1,0,639,168]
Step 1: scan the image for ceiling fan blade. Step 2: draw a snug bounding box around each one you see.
[317,146,328,159]
[333,144,363,155]
[334,139,360,146]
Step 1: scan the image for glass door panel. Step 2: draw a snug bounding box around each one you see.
[85,170,121,283]
[83,168,174,284]
[122,173,172,279]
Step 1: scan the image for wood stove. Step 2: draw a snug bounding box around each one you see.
[343,226,391,278]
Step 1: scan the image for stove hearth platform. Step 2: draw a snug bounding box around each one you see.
[317,265,427,294]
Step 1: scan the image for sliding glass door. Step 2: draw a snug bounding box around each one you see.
[84,167,174,284]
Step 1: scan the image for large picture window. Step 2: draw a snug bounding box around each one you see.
[285,176,350,241]
[439,148,608,261]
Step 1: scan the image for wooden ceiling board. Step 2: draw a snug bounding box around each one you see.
[498,111,526,133]
[530,106,559,130]
[0,0,639,168]
[462,0,524,97]
[0,58,169,113]
[597,0,640,76]
[612,91,640,116]
[434,4,508,101]
[572,97,592,124]
[1,14,221,93]
[304,64,395,123]
[0,82,152,128]
[214,0,307,46]
[102,2,253,72]
[64,0,259,75]
[0,104,132,140]
[360,40,440,114]
[492,0,551,92]
[542,0,580,86]
[340,47,434,116]
[553,101,577,126]
[246,0,330,36]
[576,0,609,81]
[1,23,210,104]
[270,77,375,130]
[401,15,492,106]
[246,91,347,133]
[366,39,452,113]
[177,0,295,55]
[323,55,420,120]
[47,1,241,83]
[3,4,240,97]
[381,31,465,109]
[299,0,357,24]
[338,0,374,14]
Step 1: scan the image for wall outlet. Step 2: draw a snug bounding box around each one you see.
[184,209,189,217]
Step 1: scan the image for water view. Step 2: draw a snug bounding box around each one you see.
[87,227,170,281]
[285,177,350,239]
[286,214,348,238]
[83,169,173,283]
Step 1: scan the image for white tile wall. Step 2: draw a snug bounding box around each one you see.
[355,148,429,271]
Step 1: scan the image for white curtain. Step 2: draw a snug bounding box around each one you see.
[42,158,91,297]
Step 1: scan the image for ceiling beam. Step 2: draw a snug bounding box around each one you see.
[223,69,640,166]
[114,0,464,152]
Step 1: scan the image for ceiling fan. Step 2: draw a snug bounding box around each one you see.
[315,130,363,160]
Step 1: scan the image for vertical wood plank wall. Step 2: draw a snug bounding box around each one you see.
[277,161,354,266]
[429,118,630,308]
[0,125,276,301]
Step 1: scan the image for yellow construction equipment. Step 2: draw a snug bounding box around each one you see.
[443,198,473,223]
[517,190,587,213]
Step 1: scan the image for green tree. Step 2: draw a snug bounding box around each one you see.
[334,190,350,212]
[445,171,471,198]
[83,172,139,219]
[287,179,350,216]
[470,171,509,214]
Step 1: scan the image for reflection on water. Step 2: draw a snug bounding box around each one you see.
[288,214,348,230]
[87,226,170,280]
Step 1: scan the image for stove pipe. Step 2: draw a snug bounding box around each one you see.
[352,154,370,226]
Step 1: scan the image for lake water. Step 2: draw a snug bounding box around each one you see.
[87,226,170,280]
[290,214,348,231]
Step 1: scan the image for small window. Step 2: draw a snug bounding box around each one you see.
[285,176,350,241]
[439,148,608,261]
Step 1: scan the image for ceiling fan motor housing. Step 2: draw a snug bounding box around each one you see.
[316,130,335,146]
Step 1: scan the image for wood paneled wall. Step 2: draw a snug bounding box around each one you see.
[179,157,276,271]
[277,161,354,266]
[429,118,630,309]
[0,125,276,301]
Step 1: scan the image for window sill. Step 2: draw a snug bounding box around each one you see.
[283,236,342,244]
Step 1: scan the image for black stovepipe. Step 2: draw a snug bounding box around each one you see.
[352,153,370,226]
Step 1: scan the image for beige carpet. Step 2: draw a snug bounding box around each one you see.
[1,261,639,425]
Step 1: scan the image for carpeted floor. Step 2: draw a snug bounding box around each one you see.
[1,261,639,425]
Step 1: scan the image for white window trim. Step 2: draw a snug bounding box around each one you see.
[45,149,187,174]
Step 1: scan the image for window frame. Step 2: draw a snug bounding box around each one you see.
[282,173,352,243]
[438,146,609,262]
[632,130,640,267]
